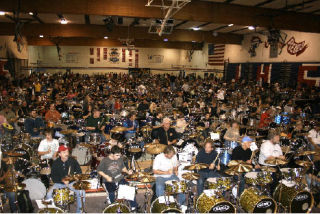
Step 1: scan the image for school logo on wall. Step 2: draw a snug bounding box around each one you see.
[286,37,308,57]
[109,48,120,63]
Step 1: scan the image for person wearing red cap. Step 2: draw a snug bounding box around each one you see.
[45,145,84,213]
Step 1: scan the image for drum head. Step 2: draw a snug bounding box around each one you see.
[162,208,182,213]
[253,198,277,213]
[290,191,313,213]
[38,207,64,213]
[103,203,130,213]
[210,201,235,213]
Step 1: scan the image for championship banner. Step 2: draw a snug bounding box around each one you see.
[97,48,100,62]
[90,58,94,64]
[129,59,133,67]
[103,48,108,60]
[129,50,132,57]
[90,48,94,55]
[122,49,126,62]
[135,49,139,68]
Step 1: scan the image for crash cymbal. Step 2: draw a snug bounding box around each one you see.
[265,158,288,165]
[73,181,91,190]
[73,174,90,180]
[261,166,277,173]
[225,169,239,176]
[139,176,155,183]
[295,160,312,167]
[4,151,23,157]
[182,172,200,180]
[227,160,244,167]
[110,126,127,133]
[229,164,253,173]
[296,151,317,157]
[145,143,167,155]
[183,163,208,171]
[196,126,205,131]
[2,123,13,130]
[127,172,151,180]
[141,126,152,132]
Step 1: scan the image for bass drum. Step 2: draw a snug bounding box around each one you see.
[38,207,64,213]
[240,187,277,213]
[273,181,314,213]
[196,192,235,213]
[103,203,130,213]
[150,197,182,213]
[22,178,46,200]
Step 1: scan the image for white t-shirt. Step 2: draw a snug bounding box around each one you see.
[308,129,320,145]
[38,139,59,160]
[153,153,178,178]
[259,140,283,166]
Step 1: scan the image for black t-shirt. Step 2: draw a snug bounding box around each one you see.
[0,162,9,185]
[152,127,178,145]
[231,146,252,162]
[196,149,218,172]
[51,157,82,184]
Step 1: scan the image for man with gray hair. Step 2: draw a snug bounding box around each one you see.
[152,117,178,145]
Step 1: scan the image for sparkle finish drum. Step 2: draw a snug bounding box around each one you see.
[150,197,182,213]
[165,180,187,194]
[103,203,130,213]
[196,192,235,213]
[240,187,277,213]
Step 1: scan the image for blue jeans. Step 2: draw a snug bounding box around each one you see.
[5,191,17,212]
[155,175,186,205]
[103,179,137,209]
[197,170,220,195]
[125,132,136,141]
[46,182,85,213]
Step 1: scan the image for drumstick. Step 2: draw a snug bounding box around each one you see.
[212,152,220,165]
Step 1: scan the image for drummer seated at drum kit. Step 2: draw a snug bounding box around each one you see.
[153,145,186,206]
[97,146,137,210]
[123,113,139,141]
[45,104,61,123]
[152,118,178,145]
[223,121,240,148]
[195,140,221,195]
[46,145,85,213]
[24,109,45,137]
[85,108,106,143]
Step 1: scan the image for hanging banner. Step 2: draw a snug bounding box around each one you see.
[90,48,94,55]
[129,50,132,57]
[122,49,126,62]
[97,48,100,62]
[90,58,94,64]
[135,49,139,68]
[129,59,133,67]
[103,48,108,60]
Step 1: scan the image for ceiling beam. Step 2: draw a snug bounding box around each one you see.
[26,37,203,50]
[0,23,243,44]
[224,0,236,3]
[197,22,211,28]
[32,13,44,24]
[0,0,319,33]
[84,14,90,25]
[255,0,276,7]
[280,0,317,10]
[174,20,188,28]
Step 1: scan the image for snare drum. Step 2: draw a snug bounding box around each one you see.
[103,203,130,213]
[240,187,277,213]
[87,133,101,145]
[53,188,74,206]
[165,180,187,194]
[245,172,259,185]
[150,197,182,213]
[196,192,235,213]
[206,177,232,191]
[280,168,303,181]
[273,181,314,213]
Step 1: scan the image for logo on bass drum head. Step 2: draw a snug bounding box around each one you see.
[295,194,309,201]
[212,204,230,212]
[257,200,272,208]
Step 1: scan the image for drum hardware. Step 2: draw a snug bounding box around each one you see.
[72,180,90,213]
[145,143,166,155]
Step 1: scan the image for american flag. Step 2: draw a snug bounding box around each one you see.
[208,44,225,66]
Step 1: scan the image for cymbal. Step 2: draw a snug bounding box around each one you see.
[5,183,26,192]
[196,126,205,131]
[225,168,239,176]
[110,126,127,133]
[229,164,253,173]
[4,151,23,157]
[127,172,151,180]
[182,172,200,180]
[189,133,199,138]
[78,143,95,148]
[227,160,243,167]
[261,166,277,173]
[128,147,142,153]
[145,143,167,155]
[2,123,14,130]
[296,151,317,157]
[183,163,208,171]
[139,176,155,183]
[265,158,288,165]
[73,181,91,190]
[60,129,76,135]
[141,126,152,132]
[73,174,90,180]
[295,160,312,167]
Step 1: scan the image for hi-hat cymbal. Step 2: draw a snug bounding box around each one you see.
[139,176,155,183]
[4,151,23,157]
[182,172,200,180]
[73,181,91,190]
[2,123,14,130]
[73,174,90,180]
[225,168,239,176]
[110,126,127,133]
[295,160,312,167]
[183,163,208,171]
[296,151,317,157]
[229,164,253,173]
[141,126,152,132]
[265,158,288,165]
[261,166,277,173]
[145,143,167,155]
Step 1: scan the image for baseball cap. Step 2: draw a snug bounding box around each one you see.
[242,136,252,143]
[58,145,70,152]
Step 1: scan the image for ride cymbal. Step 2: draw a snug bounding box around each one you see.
[145,143,167,155]
[182,172,200,180]
[229,164,253,173]
[183,163,208,171]
[110,126,127,133]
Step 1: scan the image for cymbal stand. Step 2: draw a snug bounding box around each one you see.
[80,190,86,213]
[142,183,152,213]
[185,180,196,213]
[276,165,287,213]
[306,154,316,191]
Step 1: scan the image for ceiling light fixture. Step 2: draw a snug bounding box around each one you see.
[29,12,34,16]
[104,36,108,39]
[0,11,5,16]
[192,27,200,31]
[60,19,68,24]
[248,26,255,30]
[39,35,44,38]
[228,24,234,27]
